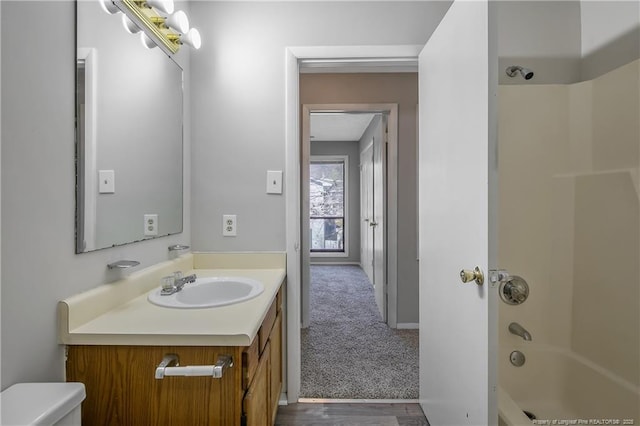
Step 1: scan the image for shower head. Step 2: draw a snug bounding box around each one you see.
[506,65,534,80]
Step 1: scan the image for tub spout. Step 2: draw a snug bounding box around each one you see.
[508,322,532,341]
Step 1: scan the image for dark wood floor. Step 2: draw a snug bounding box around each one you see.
[275,402,430,425]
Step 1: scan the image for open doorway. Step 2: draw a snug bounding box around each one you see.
[285,62,421,401]
[299,96,418,399]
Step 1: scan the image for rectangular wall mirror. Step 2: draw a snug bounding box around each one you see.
[75,0,183,253]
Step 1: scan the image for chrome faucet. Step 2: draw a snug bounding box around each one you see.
[508,322,532,341]
[160,272,197,295]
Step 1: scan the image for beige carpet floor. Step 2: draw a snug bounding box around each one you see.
[300,265,419,399]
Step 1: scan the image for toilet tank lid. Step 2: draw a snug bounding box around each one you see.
[0,382,86,425]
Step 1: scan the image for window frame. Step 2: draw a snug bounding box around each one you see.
[309,155,349,258]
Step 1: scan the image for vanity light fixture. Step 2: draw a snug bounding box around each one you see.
[100,0,201,54]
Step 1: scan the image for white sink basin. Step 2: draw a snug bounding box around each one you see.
[148,276,264,309]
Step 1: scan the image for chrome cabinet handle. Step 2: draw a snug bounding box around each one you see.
[155,354,233,379]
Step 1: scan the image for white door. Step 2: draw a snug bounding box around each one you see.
[372,122,387,321]
[360,142,374,283]
[418,1,497,424]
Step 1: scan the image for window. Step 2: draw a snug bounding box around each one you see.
[310,156,348,256]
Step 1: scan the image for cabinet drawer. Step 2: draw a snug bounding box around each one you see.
[258,299,277,354]
[243,336,260,389]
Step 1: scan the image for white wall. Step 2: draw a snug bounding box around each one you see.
[580,1,640,80]
[498,1,582,58]
[497,0,582,84]
[580,1,640,56]
[189,1,452,253]
[0,1,191,389]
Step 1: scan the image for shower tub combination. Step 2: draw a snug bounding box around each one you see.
[497,58,640,425]
[499,344,639,425]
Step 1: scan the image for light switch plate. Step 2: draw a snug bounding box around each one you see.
[266,170,283,194]
[98,170,115,194]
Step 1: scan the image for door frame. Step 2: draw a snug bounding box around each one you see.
[285,45,420,402]
[301,104,398,329]
[360,141,374,284]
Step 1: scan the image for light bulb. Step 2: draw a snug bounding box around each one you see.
[140,32,156,49]
[166,10,189,34]
[122,15,141,34]
[182,28,201,50]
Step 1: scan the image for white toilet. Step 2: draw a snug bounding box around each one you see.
[0,382,85,426]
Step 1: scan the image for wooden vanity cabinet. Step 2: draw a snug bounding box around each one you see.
[66,286,283,426]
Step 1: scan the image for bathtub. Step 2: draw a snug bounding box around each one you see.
[499,344,639,425]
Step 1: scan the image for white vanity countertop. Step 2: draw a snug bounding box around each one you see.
[59,254,286,346]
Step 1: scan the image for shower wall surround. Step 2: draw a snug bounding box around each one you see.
[498,59,640,416]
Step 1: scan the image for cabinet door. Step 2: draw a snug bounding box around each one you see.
[269,313,283,424]
[66,345,241,425]
[244,341,270,426]
[243,336,260,389]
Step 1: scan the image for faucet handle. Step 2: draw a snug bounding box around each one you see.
[161,275,176,293]
[499,276,530,305]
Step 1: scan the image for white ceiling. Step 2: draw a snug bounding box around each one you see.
[310,113,377,142]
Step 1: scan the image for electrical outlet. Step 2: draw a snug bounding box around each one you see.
[144,214,158,236]
[223,214,237,236]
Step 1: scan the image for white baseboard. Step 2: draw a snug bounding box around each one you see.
[279,393,288,405]
[310,261,360,266]
[396,322,419,329]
